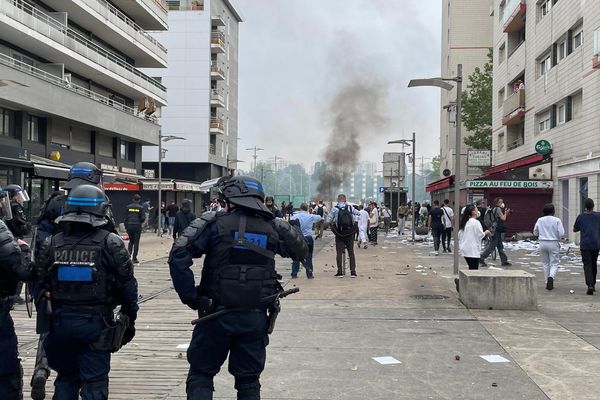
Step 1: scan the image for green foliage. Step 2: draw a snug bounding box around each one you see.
[430,155,441,178]
[461,49,493,150]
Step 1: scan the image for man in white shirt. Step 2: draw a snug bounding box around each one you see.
[357,205,369,249]
[441,199,454,253]
[380,202,392,234]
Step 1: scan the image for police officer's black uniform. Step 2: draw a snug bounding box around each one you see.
[31,162,116,400]
[5,184,29,239]
[124,195,145,263]
[169,176,308,400]
[0,218,31,400]
[36,185,138,400]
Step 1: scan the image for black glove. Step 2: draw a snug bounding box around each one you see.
[121,324,136,347]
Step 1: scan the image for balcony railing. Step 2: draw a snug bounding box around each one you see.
[1,0,167,99]
[501,0,526,33]
[0,52,157,123]
[211,31,226,51]
[209,143,216,155]
[502,90,526,125]
[210,61,225,79]
[81,0,167,58]
[210,89,225,106]
[210,116,225,132]
[507,137,524,151]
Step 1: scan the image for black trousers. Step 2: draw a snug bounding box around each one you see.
[581,249,599,289]
[431,226,443,251]
[335,235,356,274]
[464,257,479,270]
[442,228,452,250]
[126,226,142,260]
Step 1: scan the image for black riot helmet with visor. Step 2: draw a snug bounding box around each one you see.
[56,184,109,227]
[64,162,103,190]
[5,184,30,206]
[217,176,273,218]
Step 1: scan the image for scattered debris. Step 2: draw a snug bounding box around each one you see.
[492,383,498,387]
[351,365,358,371]
[372,356,401,365]
[455,355,460,361]
[480,355,510,363]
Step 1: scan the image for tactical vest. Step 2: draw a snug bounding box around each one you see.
[49,229,111,307]
[0,229,18,298]
[124,203,143,227]
[200,212,280,309]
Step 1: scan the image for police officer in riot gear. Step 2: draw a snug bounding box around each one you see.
[169,176,308,400]
[0,196,32,400]
[31,161,115,400]
[124,194,145,264]
[35,184,138,400]
[5,184,30,239]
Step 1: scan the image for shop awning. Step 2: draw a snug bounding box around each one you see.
[30,155,71,180]
[175,181,203,192]
[104,183,141,191]
[141,180,175,191]
[199,177,222,192]
[426,176,453,192]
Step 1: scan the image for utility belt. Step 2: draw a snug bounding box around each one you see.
[91,311,130,353]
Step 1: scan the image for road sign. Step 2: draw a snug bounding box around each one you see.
[379,187,385,193]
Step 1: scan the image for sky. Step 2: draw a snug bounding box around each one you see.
[235,0,443,171]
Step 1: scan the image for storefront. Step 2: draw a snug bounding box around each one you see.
[426,176,469,207]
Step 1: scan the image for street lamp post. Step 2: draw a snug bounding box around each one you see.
[389,131,416,242]
[409,64,463,275]
[157,134,186,236]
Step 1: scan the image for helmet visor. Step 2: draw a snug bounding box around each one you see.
[14,190,30,205]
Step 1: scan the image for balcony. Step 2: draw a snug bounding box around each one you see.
[502,0,526,33]
[211,31,226,53]
[0,52,159,143]
[0,0,167,105]
[110,0,168,30]
[41,0,167,67]
[210,117,225,134]
[593,29,600,69]
[211,14,225,26]
[502,90,526,125]
[507,137,524,151]
[210,89,225,108]
[210,61,225,80]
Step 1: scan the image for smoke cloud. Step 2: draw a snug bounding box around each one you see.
[316,80,389,199]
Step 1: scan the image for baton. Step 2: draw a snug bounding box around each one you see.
[190,287,300,325]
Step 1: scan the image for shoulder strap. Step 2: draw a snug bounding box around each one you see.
[235,214,275,258]
[442,207,451,219]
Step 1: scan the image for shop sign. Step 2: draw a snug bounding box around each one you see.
[176,182,202,192]
[143,169,155,179]
[466,180,553,189]
[104,183,140,191]
[467,150,492,167]
[141,181,175,191]
[100,163,119,172]
[120,167,137,175]
[535,140,552,156]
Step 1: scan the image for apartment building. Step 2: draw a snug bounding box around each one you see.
[439,0,493,179]
[489,0,600,237]
[0,0,167,215]
[142,0,242,185]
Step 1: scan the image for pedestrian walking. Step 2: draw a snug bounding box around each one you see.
[173,199,197,240]
[265,196,283,218]
[441,199,454,252]
[290,203,322,278]
[419,203,429,227]
[141,198,151,231]
[280,201,287,220]
[414,202,421,227]
[125,194,145,264]
[328,194,360,277]
[313,200,327,239]
[166,200,179,235]
[368,202,379,245]
[168,176,307,400]
[35,184,138,400]
[534,204,565,290]
[428,200,444,255]
[397,203,408,234]
[357,205,369,249]
[573,198,600,295]
[459,205,492,270]
[480,197,512,266]
[380,202,392,234]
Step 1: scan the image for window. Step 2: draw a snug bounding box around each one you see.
[498,132,505,151]
[28,115,44,143]
[558,103,566,124]
[540,0,553,16]
[539,54,551,76]
[120,140,135,162]
[558,41,566,60]
[539,118,550,133]
[0,108,15,137]
[498,88,505,109]
[499,43,506,63]
[573,30,583,50]
[595,27,600,55]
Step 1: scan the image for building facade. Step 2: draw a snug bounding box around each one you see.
[0,0,167,216]
[142,0,242,184]
[491,0,600,238]
[439,0,493,179]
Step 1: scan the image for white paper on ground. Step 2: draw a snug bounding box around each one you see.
[480,355,510,363]
[372,356,402,365]
[176,344,189,349]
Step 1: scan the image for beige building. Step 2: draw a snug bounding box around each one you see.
[492,0,600,238]
[439,0,493,180]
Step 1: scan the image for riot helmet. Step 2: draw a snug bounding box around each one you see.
[56,184,109,227]
[5,184,30,205]
[217,176,272,217]
[64,162,103,189]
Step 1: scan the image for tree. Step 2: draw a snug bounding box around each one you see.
[461,49,493,150]
[431,155,441,178]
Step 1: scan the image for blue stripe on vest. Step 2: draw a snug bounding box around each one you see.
[233,232,268,250]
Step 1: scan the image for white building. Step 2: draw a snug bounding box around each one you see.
[142,0,242,183]
[491,0,600,238]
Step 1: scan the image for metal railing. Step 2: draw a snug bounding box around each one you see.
[210,116,224,130]
[1,0,167,99]
[507,136,524,151]
[80,0,167,56]
[0,52,157,123]
[211,31,226,47]
[210,89,225,104]
[503,89,526,117]
[501,0,525,27]
[143,0,168,21]
[210,61,225,77]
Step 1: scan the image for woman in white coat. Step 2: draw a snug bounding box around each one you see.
[459,205,492,270]
[357,205,369,249]
[533,203,565,290]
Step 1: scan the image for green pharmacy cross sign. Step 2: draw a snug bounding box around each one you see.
[535,140,552,156]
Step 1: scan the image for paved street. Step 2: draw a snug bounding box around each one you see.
[12,230,600,399]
